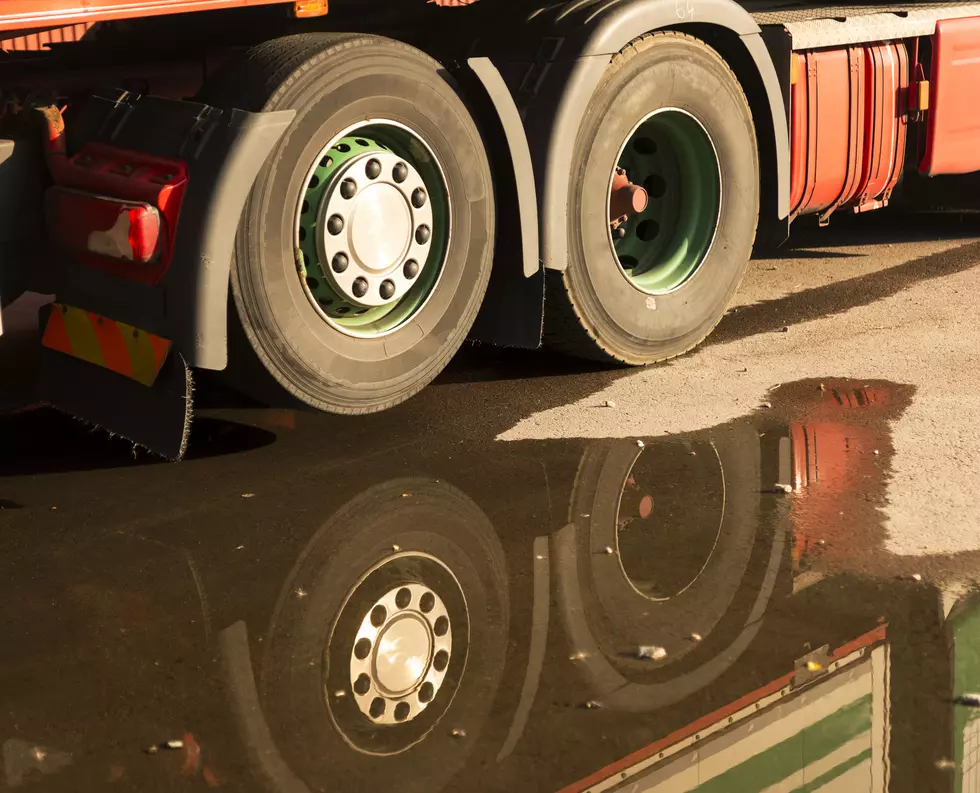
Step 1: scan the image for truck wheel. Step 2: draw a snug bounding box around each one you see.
[217,34,494,413]
[544,32,759,364]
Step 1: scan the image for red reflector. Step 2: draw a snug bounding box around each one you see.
[126,206,160,262]
[46,187,163,264]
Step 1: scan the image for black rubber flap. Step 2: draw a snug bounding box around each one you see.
[38,346,193,461]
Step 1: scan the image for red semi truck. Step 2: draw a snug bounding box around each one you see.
[1,1,979,456]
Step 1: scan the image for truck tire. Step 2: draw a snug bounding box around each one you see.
[544,32,759,364]
[212,34,494,413]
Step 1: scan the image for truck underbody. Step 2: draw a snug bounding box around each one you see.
[1,0,979,456]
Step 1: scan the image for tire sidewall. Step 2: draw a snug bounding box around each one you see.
[235,44,493,410]
[568,36,759,360]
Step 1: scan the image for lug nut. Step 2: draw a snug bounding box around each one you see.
[379,279,396,300]
[411,188,427,208]
[614,226,627,239]
[365,159,382,179]
[340,179,357,199]
[352,277,369,298]
[332,253,349,273]
[393,162,408,183]
[327,215,344,235]
[415,225,431,245]
[403,259,419,279]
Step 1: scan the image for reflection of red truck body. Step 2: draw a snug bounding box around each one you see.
[784,384,898,573]
[2,3,980,455]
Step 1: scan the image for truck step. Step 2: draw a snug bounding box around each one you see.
[750,2,980,49]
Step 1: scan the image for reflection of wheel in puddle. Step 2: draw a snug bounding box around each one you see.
[325,551,469,754]
[260,478,508,791]
[348,582,452,725]
[615,440,726,604]
[557,427,784,711]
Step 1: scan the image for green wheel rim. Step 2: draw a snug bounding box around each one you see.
[611,109,721,295]
[295,122,450,338]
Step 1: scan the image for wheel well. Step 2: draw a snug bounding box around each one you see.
[671,23,786,253]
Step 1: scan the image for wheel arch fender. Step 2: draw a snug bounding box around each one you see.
[461,55,547,350]
[525,0,789,270]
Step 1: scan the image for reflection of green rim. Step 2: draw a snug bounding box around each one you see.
[611,109,721,295]
[295,123,450,338]
[616,442,726,602]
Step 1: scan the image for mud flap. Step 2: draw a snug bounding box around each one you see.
[37,91,294,459]
[38,338,193,461]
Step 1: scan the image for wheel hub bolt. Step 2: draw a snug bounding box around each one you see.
[331,253,349,273]
[340,179,357,199]
[327,215,344,235]
[403,259,419,279]
[392,162,408,183]
[366,159,382,179]
[614,226,627,240]
[352,277,369,298]
[415,225,431,244]
[380,279,396,300]
[411,188,427,208]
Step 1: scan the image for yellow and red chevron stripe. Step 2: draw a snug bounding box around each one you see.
[42,303,171,387]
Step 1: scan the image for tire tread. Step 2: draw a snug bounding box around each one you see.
[207,34,492,415]
[543,30,758,365]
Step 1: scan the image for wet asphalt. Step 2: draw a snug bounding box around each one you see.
[3,212,980,792]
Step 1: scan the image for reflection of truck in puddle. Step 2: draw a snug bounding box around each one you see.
[4,378,980,792]
[546,380,977,793]
[209,378,964,793]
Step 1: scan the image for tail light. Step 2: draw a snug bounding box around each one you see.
[47,142,188,285]
[47,188,162,263]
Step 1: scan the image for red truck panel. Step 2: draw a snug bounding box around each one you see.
[791,43,909,222]
[0,0,291,33]
[921,16,980,176]
[791,48,862,221]
[856,44,909,213]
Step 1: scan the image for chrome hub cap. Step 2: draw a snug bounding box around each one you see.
[295,124,450,338]
[349,583,452,726]
[316,147,433,309]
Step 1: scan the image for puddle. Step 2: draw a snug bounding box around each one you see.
[0,378,977,792]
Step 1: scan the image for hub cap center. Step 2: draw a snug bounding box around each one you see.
[373,615,431,694]
[349,183,412,273]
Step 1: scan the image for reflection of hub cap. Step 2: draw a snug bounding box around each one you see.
[617,442,725,600]
[349,583,452,725]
